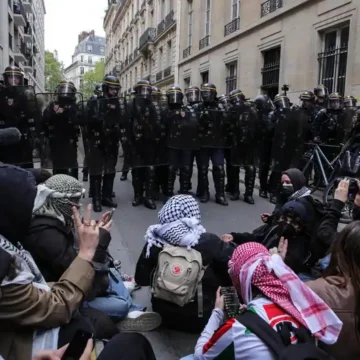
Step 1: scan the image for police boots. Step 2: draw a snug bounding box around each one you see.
[132,169,144,207]
[91,175,102,213]
[228,166,240,201]
[244,166,256,205]
[259,165,270,199]
[120,170,128,181]
[166,166,176,201]
[82,167,89,182]
[102,174,118,208]
[199,166,210,203]
[179,166,191,195]
[144,166,156,210]
[213,166,228,206]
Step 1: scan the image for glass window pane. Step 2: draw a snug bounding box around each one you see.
[324,31,337,50]
[340,27,349,47]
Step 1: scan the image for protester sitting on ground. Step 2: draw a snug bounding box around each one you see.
[135,195,235,333]
[0,203,99,360]
[184,242,342,360]
[22,174,160,332]
[222,197,318,275]
[33,333,157,360]
[307,221,360,359]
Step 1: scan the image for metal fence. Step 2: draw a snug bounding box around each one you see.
[224,17,240,37]
[261,0,283,17]
[199,35,210,50]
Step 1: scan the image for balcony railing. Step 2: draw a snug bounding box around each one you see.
[183,46,191,59]
[157,10,175,38]
[261,61,280,88]
[199,35,210,50]
[24,23,32,35]
[156,71,163,82]
[13,1,26,18]
[139,27,156,48]
[261,0,283,17]
[9,33,13,50]
[224,17,240,36]
[163,66,171,78]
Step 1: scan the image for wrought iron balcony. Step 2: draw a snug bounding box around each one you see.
[261,0,283,17]
[157,10,175,38]
[183,46,191,59]
[224,17,240,36]
[199,35,210,50]
[139,27,156,49]
[163,66,171,78]
[156,71,163,82]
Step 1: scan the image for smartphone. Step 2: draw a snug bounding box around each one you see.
[221,286,240,319]
[62,329,93,360]
[107,208,116,222]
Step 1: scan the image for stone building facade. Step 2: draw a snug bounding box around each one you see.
[104,0,180,94]
[177,0,360,102]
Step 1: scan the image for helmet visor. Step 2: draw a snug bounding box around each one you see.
[168,91,183,104]
[316,88,328,98]
[201,89,215,102]
[275,97,290,109]
[328,99,342,110]
[186,89,200,104]
[4,72,23,86]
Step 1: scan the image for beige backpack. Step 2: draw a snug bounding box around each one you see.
[151,245,206,316]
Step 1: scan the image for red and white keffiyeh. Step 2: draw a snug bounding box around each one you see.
[228,242,342,345]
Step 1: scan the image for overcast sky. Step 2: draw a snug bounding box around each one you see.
[44,0,107,67]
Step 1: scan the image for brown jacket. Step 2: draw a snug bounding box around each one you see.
[0,256,94,360]
[307,276,360,360]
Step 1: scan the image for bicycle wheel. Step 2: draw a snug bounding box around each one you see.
[301,159,322,194]
[323,178,354,224]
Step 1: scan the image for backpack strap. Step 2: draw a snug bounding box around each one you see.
[236,311,285,357]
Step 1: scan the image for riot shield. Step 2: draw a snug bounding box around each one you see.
[271,108,305,172]
[230,106,262,167]
[85,96,130,176]
[36,92,85,176]
[0,85,39,167]
[128,97,168,168]
[198,107,231,148]
[339,107,357,143]
[167,107,200,151]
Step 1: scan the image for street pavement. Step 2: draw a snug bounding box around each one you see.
[82,168,275,359]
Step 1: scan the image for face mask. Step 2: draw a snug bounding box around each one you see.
[276,222,297,240]
[280,183,294,198]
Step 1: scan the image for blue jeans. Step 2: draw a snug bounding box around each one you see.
[83,269,143,319]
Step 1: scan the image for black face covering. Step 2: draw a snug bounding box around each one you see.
[280,183,294,199]
[276,222,298,240]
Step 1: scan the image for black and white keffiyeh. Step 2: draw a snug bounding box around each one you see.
[145,195,206,257]
[288,186,312,201]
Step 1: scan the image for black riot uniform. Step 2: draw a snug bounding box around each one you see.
[185,86,201,193]
[129,80,164,210]
[298,91,317,143]
[42,81,80,178]
[87,75,125,212]
[270,94,305,203]
[82,83,103,183]
[314,85,329,114]
[196,83,229,206]
[254,95,275,199]
[228,89,259,204]
[166,86,198,197]
[0,66,36,168]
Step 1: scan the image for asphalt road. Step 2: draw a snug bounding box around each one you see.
[82,168,275,359]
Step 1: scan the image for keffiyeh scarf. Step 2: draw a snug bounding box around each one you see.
[145,195,206,257]
[33,174,85,226]
[288,186,312,201]
[228,242,342,345]
[0,235,59,355]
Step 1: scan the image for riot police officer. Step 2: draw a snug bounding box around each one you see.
[228,89,258,204]
[314,84,329,113]
[298,91,317,142]
[218,94,229,109]
[166,86,198,197]
[42,81,79,178]
[129,79,160,210]
[254,94,275,199]
[196,83,229,206]
[0,66,37,168]
[87,75,124,212]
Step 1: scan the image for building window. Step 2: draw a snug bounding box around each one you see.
[87,44,93,52]
[188,2,193,47]
[167,40,172,66]
[158,47,163,70]
[205,0,211,36]
[88,56,92,64]
[226,62,237,94]
[130,71,132,88]
[184,77,191,90]
[134,67,137,83]
[232,0,240,19]
[80,55,84,62]
[100,47,105,54]
[161,0,165,19]
[261,47,281,99]
[318,25,349,95]
[80,66,85,75]
[201,71,209,85]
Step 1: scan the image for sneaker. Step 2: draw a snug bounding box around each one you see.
[124,281,135,295]
[117,311,162,332]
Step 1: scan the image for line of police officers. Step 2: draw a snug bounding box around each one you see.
[0,66,358,212]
